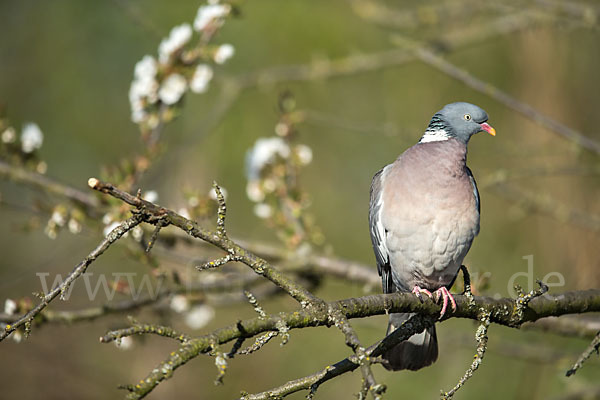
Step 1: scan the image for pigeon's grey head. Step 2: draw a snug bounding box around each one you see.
[420,102,496,145]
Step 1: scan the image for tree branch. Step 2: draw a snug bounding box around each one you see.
[116,288,600,399]
[0,215,142,342]
[566,331,600,377]
[0,159,100,211]
[88,178,322,308]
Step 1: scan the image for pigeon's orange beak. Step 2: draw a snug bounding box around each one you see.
[480,122,496,136]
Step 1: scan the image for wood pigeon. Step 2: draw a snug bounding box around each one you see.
[369,102,495,371]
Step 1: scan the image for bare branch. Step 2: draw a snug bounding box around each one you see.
[488,183,600,233]
[0,159,99,211]
[0,214,142,342]
[442,310,491,399]
[244,291,267,320]
[566,331,600,377]
[393,38,600,154]
[121,289,600,399]
[327,306,383,399]
[237,331,278,355]
[145,217,168,253]
[196,254,239,271]
[100,321,191,344]
[523,315,600,339]
[213,181,227,238]
[88,178,322,307]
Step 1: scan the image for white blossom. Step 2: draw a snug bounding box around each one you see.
[134,55,157,81]
[102,213,113,225]
[188,196,200,207]
[193,4,230,32]
[129,77,158,104]
[50,210,67,227]
[129,56,159,123]
[131,226,144,242]
[185,304,215,329]
[246,181,265,202]
[254,203,272,219]
[274,122,289,137]
[158,74,187,105]
[36,161,47,174]
[190,64,213,94]
[130,108,147,124]
[44,224,58,240]
[4,299,17,315]
[213,43,235,64]
[142,190,159,203]
[12,331,22,343]
[208,186,227,201]
[295,144,313,165]
[114,336,133,350]
[158,23,192,63]
[21,122,43,153]
[68,218,82,234]
[170,295,190,313]
[2,127,16,143]
[245,137,290,180]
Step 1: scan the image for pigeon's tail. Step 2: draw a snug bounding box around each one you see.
[381,313,438,371]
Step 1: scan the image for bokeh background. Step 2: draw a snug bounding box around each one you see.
[1,0,599,399]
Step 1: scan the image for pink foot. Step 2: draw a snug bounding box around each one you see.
[433,287,457,319]
[411,286,433,302]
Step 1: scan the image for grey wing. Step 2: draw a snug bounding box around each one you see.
[466,166,480,215]
[369,167,394,293]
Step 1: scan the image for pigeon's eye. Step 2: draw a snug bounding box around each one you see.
[464,114,471,121]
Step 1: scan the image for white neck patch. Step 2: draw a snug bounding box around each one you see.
[419,129,451,143]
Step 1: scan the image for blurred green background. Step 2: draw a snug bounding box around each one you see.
[1,0,599,399]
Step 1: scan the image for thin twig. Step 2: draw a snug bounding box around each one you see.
[237,331,278,355]
[566,331,600,377]
[145,217,168,253]
[100,322,191,344]
[0,159,99,211]
[0,215,142,342]
[244,291,267,319]
[523,315,600,339]
[88,178,322,307]
[327,306,383,399]
[441,310,491,399]
[409,44,600,154]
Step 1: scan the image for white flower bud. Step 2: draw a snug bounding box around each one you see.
[185,304,215,329]
[4,299,17,315]
[193,4,230,31]
[246,181,265,202]
[213,44,235,64]
[114,336,133,350]
[295,144,313,165]
[142,190,158,203]
[190,64,214,94]
[2,127,16,143]
[254,203,272,219]
[158,23,192,63]
[170,295,190,313]
[21,122,43,153]
[158,74,187,105]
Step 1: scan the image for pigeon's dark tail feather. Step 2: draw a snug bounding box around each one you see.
[381,313,438,371]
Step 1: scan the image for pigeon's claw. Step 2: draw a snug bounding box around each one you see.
[433,286,457,319]
[411,286,433,303]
